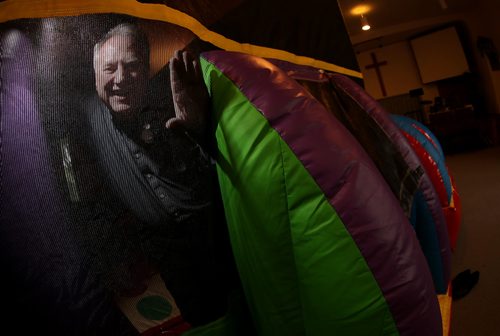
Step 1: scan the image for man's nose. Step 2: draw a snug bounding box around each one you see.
[114,64,128,85]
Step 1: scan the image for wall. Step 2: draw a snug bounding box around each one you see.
[356,41,439,102]
[466,1,500,115]
[354,3,500,117]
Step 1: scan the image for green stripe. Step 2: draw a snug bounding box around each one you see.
[201,57,398,335]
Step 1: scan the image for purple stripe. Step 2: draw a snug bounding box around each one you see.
[202,50,442,335]
[1,30,73,265]
[330,73,451,288]
[266,58,329,83]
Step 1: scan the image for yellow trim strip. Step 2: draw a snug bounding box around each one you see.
[437,283,452,336]
[0,0,363,78]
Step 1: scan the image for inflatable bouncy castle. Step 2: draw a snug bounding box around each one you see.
[200,51,443,335]
[0,1,460,335]
[392,115,462,251]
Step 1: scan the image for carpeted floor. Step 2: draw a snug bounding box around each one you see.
[444,145,500,335]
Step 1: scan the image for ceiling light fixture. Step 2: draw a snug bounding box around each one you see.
[361,14,371,31]
[350,4,372,16]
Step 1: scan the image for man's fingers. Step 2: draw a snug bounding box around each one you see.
[169,57,178,81]
[165,117,184,130]
[174,49,183,63]
[184,51,202,83]
[170,56,185,80]
[193,58,203,82]
[182,50,194,74]
[168,49,208,138]
[171,50,203,83]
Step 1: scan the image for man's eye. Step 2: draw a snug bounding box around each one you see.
[125,61,140,71]
[104,66,116,73]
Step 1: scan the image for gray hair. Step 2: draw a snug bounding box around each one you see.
[93,23,150,70]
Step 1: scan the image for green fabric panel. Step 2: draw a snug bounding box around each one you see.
[204,63,304,336]
[200,58,398,336]
[282,143,398,336]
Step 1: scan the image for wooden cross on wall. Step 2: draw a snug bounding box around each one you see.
[365,52,388,97]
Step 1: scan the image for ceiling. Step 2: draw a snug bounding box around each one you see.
[337,0,478,52]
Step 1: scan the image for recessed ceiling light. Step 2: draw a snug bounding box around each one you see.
[361,14,371,31]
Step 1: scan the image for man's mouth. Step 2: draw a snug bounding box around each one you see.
[109,91,132,105]
[111,90,129,98]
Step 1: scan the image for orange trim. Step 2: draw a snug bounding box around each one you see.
[437,283,453,336]
[0,0,363,78]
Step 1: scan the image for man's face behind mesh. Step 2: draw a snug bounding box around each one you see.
[94,34,148,119]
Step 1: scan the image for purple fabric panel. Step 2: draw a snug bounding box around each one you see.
[330,73,451,287]
[1,30,74,270]
[202,50,442,335]
[266,58,329,83]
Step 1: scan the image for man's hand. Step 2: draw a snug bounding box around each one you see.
[166,50,209,141]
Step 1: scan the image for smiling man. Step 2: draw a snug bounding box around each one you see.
[85,22,228,328]
[93,24,149,121]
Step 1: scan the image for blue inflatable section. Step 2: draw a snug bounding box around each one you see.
[413,191,446,292]
[411,120,445,159]
[391,115,452,203]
